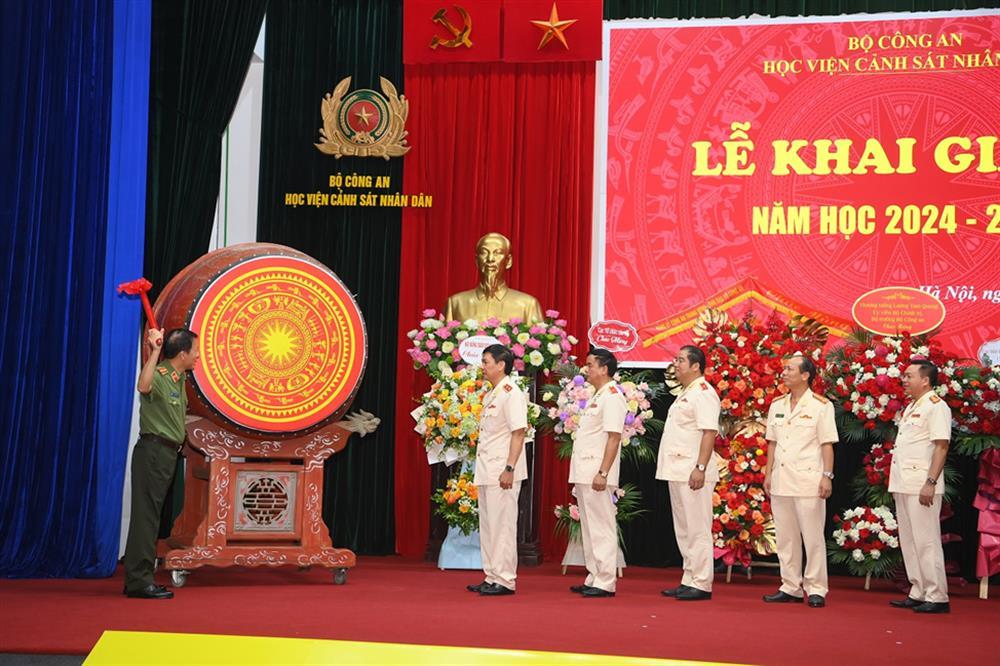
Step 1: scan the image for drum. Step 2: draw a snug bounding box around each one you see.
[153,243,367,435]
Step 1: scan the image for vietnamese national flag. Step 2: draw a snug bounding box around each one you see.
[502,0,602,63]
[404,0,502,64]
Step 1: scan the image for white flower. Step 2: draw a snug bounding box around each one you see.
[463,319,479,328]
[568,335,579,345]
[517,332,530,344]
[455,330,469,341]
[887,366,900,378]
[542,391,553,402]
[441,341,455,353]
[878,394,890,406]
[916,345,930,356]
[406,329,419,339]
[852,549,865,562]
[865,350,876,359]
[528,350,544,366]
[870,549,881,560]
[493,327,507,337]
[420,318,443,329]
[547,342,561,355]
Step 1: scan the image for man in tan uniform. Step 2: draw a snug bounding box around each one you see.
[468,344,528,596]
[888,359,952,614]
[763,354,838,608]
[569,349,628,598]
[656,345,720,601]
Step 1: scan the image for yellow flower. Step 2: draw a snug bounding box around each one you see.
[459,504,470,513]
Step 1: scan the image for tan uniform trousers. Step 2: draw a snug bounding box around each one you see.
[575,484,618,592]
[668,481,714,592]
[771,495,828,597]
[478,482,521,590]
[894,492,948,603]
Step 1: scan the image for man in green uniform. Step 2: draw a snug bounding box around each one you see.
[122,327,199,599]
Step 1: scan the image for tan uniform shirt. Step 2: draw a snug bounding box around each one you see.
[474,374,529,486]
[765,390,838,497]
[569,381,628,487]
[888,391,951,495]
[656,377,721,483]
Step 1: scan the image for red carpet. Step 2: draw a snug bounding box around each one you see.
[1,557,996,664]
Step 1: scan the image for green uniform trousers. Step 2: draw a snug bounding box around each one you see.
[123,436,178,591]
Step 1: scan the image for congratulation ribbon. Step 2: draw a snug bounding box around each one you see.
[974,448,1000,579]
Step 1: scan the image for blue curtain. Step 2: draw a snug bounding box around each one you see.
[0,0,150,577]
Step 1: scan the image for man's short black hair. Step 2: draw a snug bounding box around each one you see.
[790,354,817,386]
[588,347,618,376]
[483,344,514,375]
[911,359,939,387]
[679,345,706,374]
[162,328,198,359]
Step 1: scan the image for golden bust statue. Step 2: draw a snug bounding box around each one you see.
[445,232,543,324]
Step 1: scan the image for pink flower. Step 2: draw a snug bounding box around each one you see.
[561,339,572,351]
[426,339,438,350]
[568,504,580,521]
[514,359,526,371]
[447,320,460,328]
[485,317,501,327]
[437,328,451,339]
[545,309,560,319]
[451,350,462,361]
[555,319,567,327]
[498,335,511,345]
[548,327,561,335]
[526,338,541,349]
[509,318,523,325]
[418,351,432,364]
[421,308,437,318]
[415,331,425,341]
[512,343,525,357]
[529,325,545,335]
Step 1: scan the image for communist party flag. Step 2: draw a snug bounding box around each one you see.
[502,0,602,62]
[403,0,502,64]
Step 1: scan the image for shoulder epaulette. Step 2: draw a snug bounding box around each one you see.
[157,367,168,375]
[814,394,829,404]
[929,394,941,404]
[609,386,618,394]
[503,384,513,393]
[699,381,709,390]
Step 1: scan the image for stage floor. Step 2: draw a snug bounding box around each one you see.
[1,557,996,665]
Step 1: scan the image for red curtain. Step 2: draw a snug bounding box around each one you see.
[395,62,595,558]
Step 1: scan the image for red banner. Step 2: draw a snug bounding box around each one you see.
[597,12,1000,365]
[502,0,602,62]
[404,1,501,64]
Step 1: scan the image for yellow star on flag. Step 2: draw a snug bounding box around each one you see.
[530,2,577,50]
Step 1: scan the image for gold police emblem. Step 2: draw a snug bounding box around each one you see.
[315,76,410,160]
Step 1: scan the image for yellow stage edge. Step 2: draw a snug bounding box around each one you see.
[84,630,753,666]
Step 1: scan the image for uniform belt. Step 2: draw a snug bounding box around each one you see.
[141,432,184,452]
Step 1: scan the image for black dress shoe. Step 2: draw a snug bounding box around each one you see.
[763,590,804,603]
[581,586,615,597]
[126,584,174,599]
[661,584,693,597]
[675,588,711,601]
[807,595,825,608]
[913,601,950,614]
[889,597,922,608]
[570,584,597,594]
[479,583,515,596]
[467,581,488,593]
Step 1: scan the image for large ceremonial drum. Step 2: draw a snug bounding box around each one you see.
[155,244,370,585]
[154,243,367,436]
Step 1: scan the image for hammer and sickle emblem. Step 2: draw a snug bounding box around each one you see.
[429,6,473,49]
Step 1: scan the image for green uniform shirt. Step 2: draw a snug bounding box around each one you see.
[139,361,188,444]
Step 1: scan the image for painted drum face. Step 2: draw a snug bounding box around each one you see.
[187,253,366,433]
